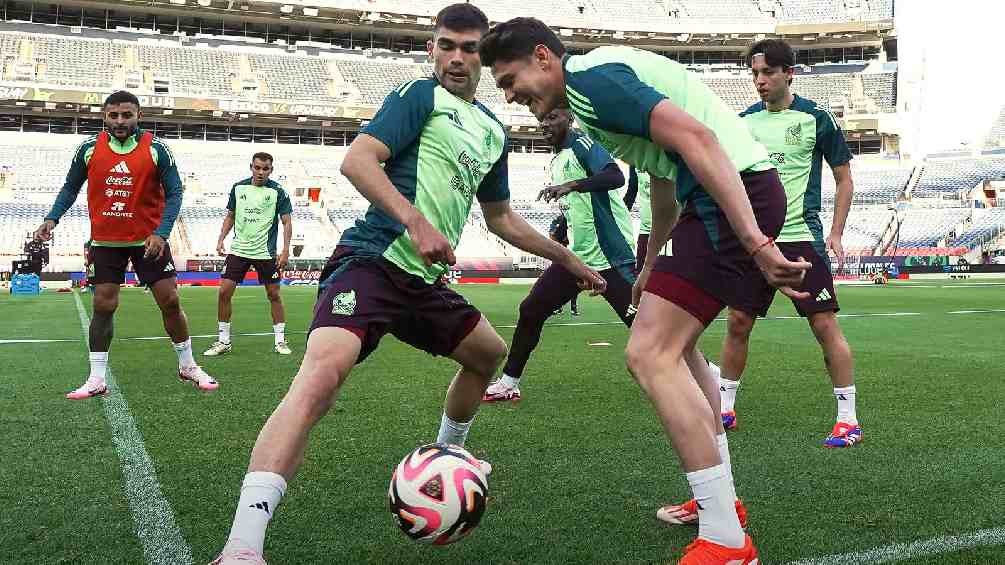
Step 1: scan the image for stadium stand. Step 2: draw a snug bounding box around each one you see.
[895,207,972,248]
[821,163,912,205]
[819,207,891,253]
[913,157,1005,198]
[952,208,1005,249]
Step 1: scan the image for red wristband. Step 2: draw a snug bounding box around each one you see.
[750,237,774,257]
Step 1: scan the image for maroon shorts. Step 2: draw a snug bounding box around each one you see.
[636,233,650,273]
[645,169,786,326]
[733,240,839,317]
[309,247,483,364]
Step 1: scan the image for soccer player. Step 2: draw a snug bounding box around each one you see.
[80,239,93,293]
[203,153,294,357]
[34,90,217,399]
[626,166,653,272]
[547,213,580,316]
[211,6,605,563]
[483,108,634,402]
[481,20,810,563]
[716,39,860,446]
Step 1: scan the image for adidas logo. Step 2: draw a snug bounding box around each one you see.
[109,161,131,174]
[815,288,833,302]
[164,261,175,272]
[249,501,270,513]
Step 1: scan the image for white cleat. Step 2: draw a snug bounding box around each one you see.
[203,341,232,357]
[274,342,292,355]
[209,539,267,565]
[179,365,219,391]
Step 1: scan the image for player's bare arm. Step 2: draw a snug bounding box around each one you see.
[648,100,811,298]
[827,163,854,261]
[537,163,625,203]
[217,210,235,256]
[480,199,607,295]
[340,133,454,266]
[278,213,292,270]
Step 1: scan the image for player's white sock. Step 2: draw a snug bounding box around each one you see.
[219,321,231,344]
[706,358,721,380]
[273,323,286,345]
[720,375,740,413]
[834,385,857,424]
[89,351,108,380]
[227,471,287,555]
[436,412,473,447]
[716,433,738,501]
[687,464,745,549]
[499,374,520,388]
[173,338,196,368]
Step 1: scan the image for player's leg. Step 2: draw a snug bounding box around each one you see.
[625,287,747,551]
[258,258,289,355]
[599,266,636,325]
[570,289,580,315]
[718,308,757,430]
[216,326,362,562]
[636,232,650,273]
[67,246,128,399]
[486,264,580,401]
[439,316,507,451]
[207,255,249,356]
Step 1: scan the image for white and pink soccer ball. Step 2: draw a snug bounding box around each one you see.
[388,443,488,545]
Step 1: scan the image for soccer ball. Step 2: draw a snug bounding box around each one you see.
[388,443,488,545]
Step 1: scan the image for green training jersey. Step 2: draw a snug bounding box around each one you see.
[340,77,509,283]
[226,178,293,259]
[562,46,772,209]
[635,168,652,235]
[551,130,635,276]
[740,94,852,243]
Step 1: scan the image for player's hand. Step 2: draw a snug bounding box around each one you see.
[537,183,575,203]
[826,232,845,269]
[752,241,811,300]
[34,220,56,242]
[560,255,606,296]
[277,250,290,271]
[144,234,166,260]
[216,240,226,256]
[632,265,652,308]
[405,214,455,267]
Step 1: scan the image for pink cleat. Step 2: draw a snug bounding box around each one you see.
[66,376,108,400]
[179,365,219,391]
[482,380,521,402]
[209,539,266,565]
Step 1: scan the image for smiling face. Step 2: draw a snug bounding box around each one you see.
[103,102,141,141]
[428,27,484,101]
[490,45,567,121]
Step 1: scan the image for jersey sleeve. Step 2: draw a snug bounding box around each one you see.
[571,134,616,175]
[815,108,853,168]
[152,138,183,238]
[226,185,237,211]
[476,146,510,203]
[360,79,435,158]
[276,186,293,216]
[567,64,666,139]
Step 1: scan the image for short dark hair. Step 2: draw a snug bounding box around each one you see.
[479,17,565,68]
[746,39,795,70]
[435,3,489,35]
[103,90,140,108]
[252,152,274,163]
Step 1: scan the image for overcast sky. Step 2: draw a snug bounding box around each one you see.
[896,1,1005,155]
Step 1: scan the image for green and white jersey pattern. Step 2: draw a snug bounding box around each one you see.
[635,168,652,234]
[341,77,509,283]
[226,178,293,259]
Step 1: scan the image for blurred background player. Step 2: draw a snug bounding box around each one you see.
[80,239,93,293]
[34,90,217,399]
[210,5,605,563]
[625,166,653,273]
[203,152,294,357]
[483,108,634,403]
[547,212,580,316]
[482,19,812,564]
[716,39,860,448]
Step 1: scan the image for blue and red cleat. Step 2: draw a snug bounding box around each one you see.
[824,421,863,448]
[721,411,738,431]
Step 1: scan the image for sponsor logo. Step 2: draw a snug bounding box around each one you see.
[768,152,786,166]
[109,161,131,174]
[815,288,833,302]
[163,261,175,273]
[105,176,133,187]
[331,290,357,316]
[102,201,133,218]
[104,188,132,198]
[443,108,464,129]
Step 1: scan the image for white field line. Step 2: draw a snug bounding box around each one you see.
[784,526,1005,564]
[72,291,194,565]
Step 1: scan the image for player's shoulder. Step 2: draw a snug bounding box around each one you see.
[233,177,253,188]
[569,130,598,153]
[739,101,766,118]
[792,95,838,124]
[390,76,438,100]
[73,134,100,155]
[267,179,288,194]
[148,133,178,164]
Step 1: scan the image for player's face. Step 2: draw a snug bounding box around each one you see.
[428,27,483,100]
[750,54,793,105]
[492,46,565,121]
[103,103,141,141]
[540,109,571,145]
[250,158,273,186]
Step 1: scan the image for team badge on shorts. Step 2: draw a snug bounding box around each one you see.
[332,290,357,316]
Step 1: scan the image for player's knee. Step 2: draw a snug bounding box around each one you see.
[93,296,118,315]
[809,312,841,342]
[267,289,283,303]
[726,310,755,339]
[624,337,653,382]
[159,293,182,315]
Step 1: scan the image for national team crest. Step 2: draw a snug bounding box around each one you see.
[332,290,357,316]
[785,122,803,145]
